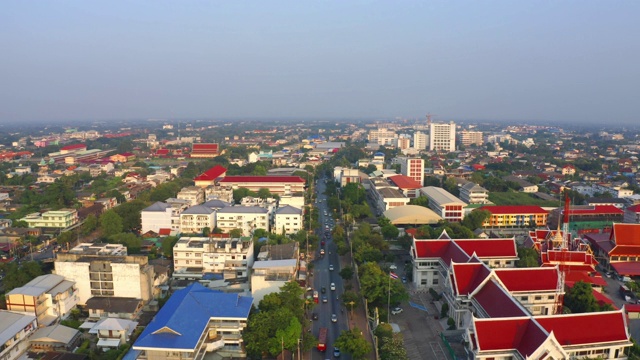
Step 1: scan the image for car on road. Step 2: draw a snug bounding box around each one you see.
[391,307,403,315]
[322,295,328,303]
[331,314,337,323]
[402,276,407,283]
[321,287,326,293]
[333,347,341,357]
[330,283,336,291]
[329,264,334,271]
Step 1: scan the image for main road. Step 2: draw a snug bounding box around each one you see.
[309,177,350,360]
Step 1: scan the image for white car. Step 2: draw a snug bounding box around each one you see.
[391,307,403,315]
[329,264,334,271]
[330,282,336,291]
[331,314,338,323]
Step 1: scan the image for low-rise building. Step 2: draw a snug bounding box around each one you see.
[140,200,190,234]
[133,283,253,360]
[194,165,227,188]
[218,176,306,196]
[109,152,136,163]
[179,205,216,234]
[479,205,548,228]
[420,186,466,222]
[216,206,270,235]
[173,237,254,280]
[6,274,78,326]
[251,259,299,304]
[273,205,303,235]
[91,318,138,349]
[459,182,490,204]
[177,186,205,206]
[0,310,38,360]
[20,209,79,229]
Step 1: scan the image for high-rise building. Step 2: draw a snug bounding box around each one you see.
[368,128,397,143]
[413,131,428,150]
[397,136,411,150]
[429,121,456,152]
[460,130,484,147]
[399,157,425,186]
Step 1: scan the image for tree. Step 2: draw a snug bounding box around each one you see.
[516,247,540,268]
[109,233,143,253]
[257,188,272,200]
[409,196,429,208]
[379,336,408,360]
[81,214,98,235]
[57,231,75,246]
[564,281,599,313]
[374,323,393,340]
[358,262,409,307]
[12,220,29,228]
[334,327,372,360]
[161,236,179,258]
[461,209,491,231]
[340,266,354,281]
[100,210,123,237]
[113,200,148,232]
[229,228,243,238]
[381,224,399,239]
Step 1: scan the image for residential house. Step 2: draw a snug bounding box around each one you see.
[0,310,38,360]
[133,283,253,360]
[273,205,303,235]
[505,175,539,193]
[90,318,138,349]
[28,324,80,353]
[172,237,254,280]
[37,173,63,184]
[176,186,205,206]
[84,297,143,321]
[6,274,78,326]
[251,259,299,304]
[216,206,270,235]
[459,182,490,204]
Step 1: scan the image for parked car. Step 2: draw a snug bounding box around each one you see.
[391,307,403,315]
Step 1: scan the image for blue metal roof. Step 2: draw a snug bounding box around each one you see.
[133,283,253,351]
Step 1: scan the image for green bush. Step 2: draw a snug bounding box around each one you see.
[429,288,441,301]
[447,317,456,330]
[440,303,449,318]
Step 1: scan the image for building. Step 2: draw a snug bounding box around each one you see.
[383,205,442,226]
[478,205,549,228]
[54,245,154,306]
[420,186,466,222]
[216,206,270,236]
[0,310,38,360]
[396,136,411,150]
[28,324,80,353]
[585,223,640,277]
[91,318,138,349]
[218,176,306,196]
[109,153,136,163]
[251,259,299,304]
[459,182,490,204]
[179,205,216,234]
[413,131,428,150]
[140,200,190,234]
[368,128,397,143]
[273,205,303,235]
[429,121,456,152]
[372,187,410,214]
[459,130,483,147]
[335,167,360,187]
[190,143,219,158]
[172,237,254,279]
[547,205,624,235]
[133,283,253,360]
[194,165,227,187]
[6,274,78,326]
[388,175,422,199]
[20,209,79,229]
[176,186,205,206]
[398,157,424,186]
[624,204,640,223]
[504,175,539,193]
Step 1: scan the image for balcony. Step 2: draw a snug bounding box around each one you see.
[205,339,225,352]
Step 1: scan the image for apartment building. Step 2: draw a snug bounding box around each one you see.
[459,182,490,204]
[420,186,466,222]
[399,157,424,186]
[216,206,270,235]
[459,130,483,147]
[140,199,190,234]
[54,243,154,306]
[179,205,216,234]
[273,205,303,235]
[334,167,360,187]
[413,131,428,150]
[396,136,411,150]
[367,128,397,143]
[0,311,38,360]
[6,274,78,326]
[133,283,253,360]
[20,209,79,229]
[177,186,205,206]
[172,237,254,279]
[429,121,456,152]
[218,176,306,196]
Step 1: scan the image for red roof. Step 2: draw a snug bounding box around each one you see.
[388,175,422,189]
[568,205,623,215]
[610,245,640,256]
[454,239,518,258]
[405,228,418,238]
[473,280,528,318]
[535,311,628,346]
[480,205,548,215]
[610,262,640,276]
[192,143,219,153]
[158,228,171,236]
[563,271,608,287]
[219,176,306,184]
[610,223,640,246]
[61,143,86,151]
[474,317,547,357]
[194,165,227,182]
[494,268,559,292]
[627,204,640,213]
[451,263,491,296]
[541,249,596,265]
[155,148,170,155]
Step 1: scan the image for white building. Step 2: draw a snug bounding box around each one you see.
[176,186,205,206]
[179,205,216,234]
[413,131,428,150]
[172,237,254,279]
[459,182,490,204]
[216,206,270,236]
[54,246,154,306]
[420,186,466,222]
[459,130,483,147]
[0,311,37,360]
[140,199,190,234]
[430,121,456,152]
[274,205,303,235]
[251,259,298,304]
[399,157,424,186]
[6,274,78,326]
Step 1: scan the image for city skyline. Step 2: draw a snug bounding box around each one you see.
[1,1,639,124]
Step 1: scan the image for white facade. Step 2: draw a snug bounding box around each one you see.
[399,157,424,186]
[177,186,205,206]
[216,207,270,236]
[430,121,456,152]
[459,183,490,204]
[179,205,216,234]
[251,259,298,304]
[54,253,154,306]
[6,274,78,326]
[413,131,428,150]
[140,200,190,234]
[0,311,37,360]
[172,237,254,278]
[274,206,303,235]
[459,130,483,147]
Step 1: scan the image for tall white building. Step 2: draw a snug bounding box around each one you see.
[274,205,303,235]
[399,157,425,186]
[430,121,456,152]
[460,130,484,147]
[172,237,254,279]
[413,131,428,150]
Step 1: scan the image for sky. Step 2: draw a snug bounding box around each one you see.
[1,1,639,124]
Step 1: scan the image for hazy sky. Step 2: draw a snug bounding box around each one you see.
[1,1,639,124]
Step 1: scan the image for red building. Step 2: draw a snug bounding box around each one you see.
[190,143,219,158]
[194,165,228,187]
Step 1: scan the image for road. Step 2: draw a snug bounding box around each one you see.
[310,177,350,360]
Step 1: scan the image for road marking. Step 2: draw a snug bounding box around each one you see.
[430,341,448,359]
[409,301,429,313]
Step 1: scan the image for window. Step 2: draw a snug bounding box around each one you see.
[432,278,439,285]
[534,296,542,301]
[520,296,528,301]
[548,295,554,300]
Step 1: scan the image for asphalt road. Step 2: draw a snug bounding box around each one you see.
[310,178,350,360]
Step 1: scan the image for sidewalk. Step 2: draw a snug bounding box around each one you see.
[339,253,377,360]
